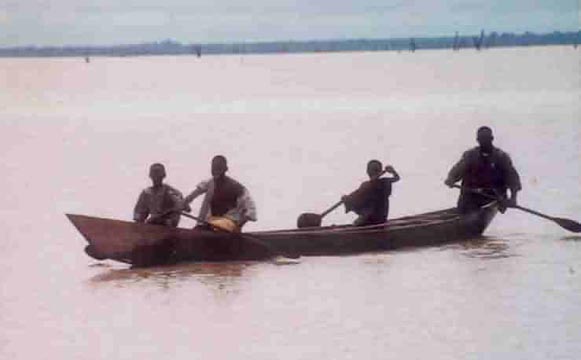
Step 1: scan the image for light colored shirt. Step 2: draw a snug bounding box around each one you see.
[133,184,184,226]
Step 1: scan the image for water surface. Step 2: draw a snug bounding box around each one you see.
[1,46,580,359]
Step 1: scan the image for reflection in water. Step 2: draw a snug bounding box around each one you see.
[89,261,257,294]
[445,236,515,260]
[360,253,392,265]
[88,262,114,268]
[561,235,581,242]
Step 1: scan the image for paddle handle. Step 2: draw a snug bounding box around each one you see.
[450,184,581,233]
[320,200,344,217]
[180,212,234,232]
[320,167,393,219]
[451,185,498,200]
[179,211,273,249]
[452,185,553,220]
[511,205,555,221]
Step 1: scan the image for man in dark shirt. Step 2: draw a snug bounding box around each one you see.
[343,160,401,226]
[445,126,522,213]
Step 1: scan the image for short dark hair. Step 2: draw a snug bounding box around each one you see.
[367,160,383,177]
[477,126,493,136]
[212,155,227,165]
[367,159,382,169]
[149,163,166,176]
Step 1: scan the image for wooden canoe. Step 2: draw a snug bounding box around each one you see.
[66,203,498,267]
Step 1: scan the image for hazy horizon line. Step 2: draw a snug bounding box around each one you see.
[2,28,578,49]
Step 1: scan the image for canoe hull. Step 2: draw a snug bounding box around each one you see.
[67,203,497,266]
[257,204,497,255]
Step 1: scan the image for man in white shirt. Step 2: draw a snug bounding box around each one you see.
[183,155,257,232]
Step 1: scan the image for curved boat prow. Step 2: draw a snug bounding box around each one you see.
[66,213,177,260]
[469,201,498,236]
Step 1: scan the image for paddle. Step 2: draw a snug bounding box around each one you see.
[297,167,391,228]
[451,185,581,233]
[179,211,300,259]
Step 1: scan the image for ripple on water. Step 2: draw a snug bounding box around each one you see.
[87,260,258,290]
[560,235,581,242]
[441,236,518,260]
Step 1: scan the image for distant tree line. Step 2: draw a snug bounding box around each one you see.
[0,31,579,58]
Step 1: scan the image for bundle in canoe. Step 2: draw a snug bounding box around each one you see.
[66,202,498,267]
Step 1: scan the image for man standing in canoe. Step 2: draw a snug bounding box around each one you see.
[133,163,185,227]
[182,155,257,232]
[445,126,522,213]
[342,160,400,226]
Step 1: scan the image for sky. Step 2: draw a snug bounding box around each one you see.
[0,0,579,46]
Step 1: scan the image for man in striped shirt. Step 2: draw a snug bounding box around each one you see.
[133,163,185,227]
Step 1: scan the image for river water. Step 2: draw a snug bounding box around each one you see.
[1,46,580,359]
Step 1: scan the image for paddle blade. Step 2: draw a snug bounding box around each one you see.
[297,213,322,228]
[554,218,581,233]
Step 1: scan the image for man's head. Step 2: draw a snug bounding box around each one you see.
[367,159,383,178]
[476,126,494,153]
[211,155,228,179]
[149,163,166,187]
